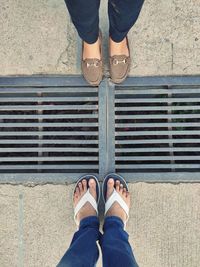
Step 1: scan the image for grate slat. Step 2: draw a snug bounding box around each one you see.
[115,88,200,94]
[116,147,200,153]
[0,156,98,162]
[115,98,200,103]
[115,106,200,111]
[0,165,99,170]
[0,131,98,136]
[0,122,98,127]
[0,140,98,144]
[116,122,200,128]
[0,114,98,120]
[1,147,98,153]
[0,97,98,102]
[0,114,98,119]
[116,114,200,119]
[0,106,98,112]
[116,139,200,144]
[0,87,98,93]
[116,164,200,169]
[116,156,200,161]
[116,130,200,136]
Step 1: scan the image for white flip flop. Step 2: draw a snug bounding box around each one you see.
[73,174,100,227]
[102,173,129,229]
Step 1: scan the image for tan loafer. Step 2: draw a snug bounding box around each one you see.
[81,30,103,86]
[109,36,131,84]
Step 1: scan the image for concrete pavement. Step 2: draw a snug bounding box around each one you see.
[1,183,200,267]
[0,0,200,76]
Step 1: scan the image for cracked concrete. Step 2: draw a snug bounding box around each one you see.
[55,23,77,72]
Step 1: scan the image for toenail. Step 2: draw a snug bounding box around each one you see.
[108,178,114,184]
[89,179,95,184]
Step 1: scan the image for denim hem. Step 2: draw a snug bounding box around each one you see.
[109,29,128,43]
[79,215,100,230]
[79,27,99,44]
[103,216,125,230]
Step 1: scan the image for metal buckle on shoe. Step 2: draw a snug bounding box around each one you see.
[86,61,99,68]
[113,58,126,65]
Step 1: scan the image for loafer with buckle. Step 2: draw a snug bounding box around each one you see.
[109,36,131,84]
[81,30,103,86]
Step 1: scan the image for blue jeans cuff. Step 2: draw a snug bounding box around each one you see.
[103,216,125,230]
[79,216,100,230]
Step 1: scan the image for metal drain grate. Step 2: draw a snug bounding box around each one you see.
[114,76,200,181]
[0,76,99,183]
[0,75,200,183]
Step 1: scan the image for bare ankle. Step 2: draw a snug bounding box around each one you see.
[83,38,101,60]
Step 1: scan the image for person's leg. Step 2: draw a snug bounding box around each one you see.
[57,178,101,267]
[57,216,100,267]
[64,0,102,86]
[100,178,138,267]
[108,0,145,43]
[101,216,138,267]
[64,0,100,44]
[108,0,144,83]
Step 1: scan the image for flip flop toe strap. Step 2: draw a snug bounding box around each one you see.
[74,189,98,225]
[105,189,129,222]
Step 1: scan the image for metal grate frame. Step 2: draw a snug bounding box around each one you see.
[0,75,200,183]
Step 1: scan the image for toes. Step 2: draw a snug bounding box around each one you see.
[75,187,80,196]
[126,191,130,199]
[74,180,86,201]
[123,188,127,196]
[108,178,114,187]
[89,178,97,199]
[74,191,79,199]
[119,183,124,193]
[78,182,83,193]
[115,180,120,191]
[82,179,87,192]
[89,178,96,188]
[107,178,114,199]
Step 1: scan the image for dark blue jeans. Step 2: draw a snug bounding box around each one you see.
[57,216,138,267]
[64,0,144,43]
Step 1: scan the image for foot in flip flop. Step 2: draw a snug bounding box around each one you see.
[74,178,97,224]
[105,178,130,223]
